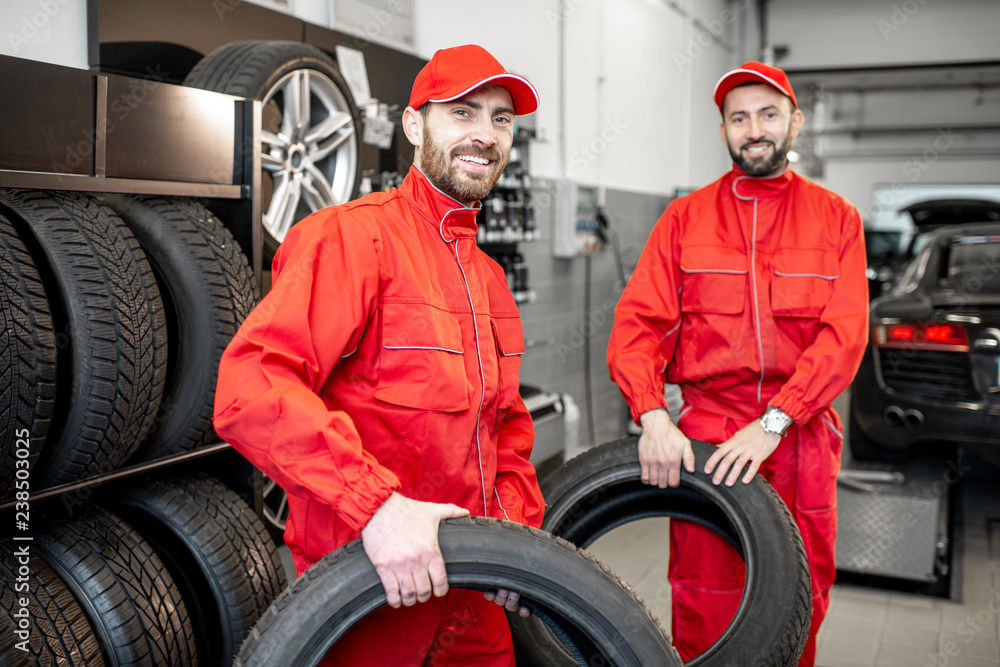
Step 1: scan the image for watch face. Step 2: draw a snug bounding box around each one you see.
[762,409,790,434]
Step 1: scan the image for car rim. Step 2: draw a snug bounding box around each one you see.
[260,68,358,243]
[262,476,289,534]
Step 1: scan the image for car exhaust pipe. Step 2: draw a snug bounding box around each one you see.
[903,409,925,429]
[883,405,905,426]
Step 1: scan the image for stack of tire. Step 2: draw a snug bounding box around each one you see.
[0,190,287,664]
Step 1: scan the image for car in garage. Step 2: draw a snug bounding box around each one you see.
[849,220,1000,468]
[865,199,1000,298]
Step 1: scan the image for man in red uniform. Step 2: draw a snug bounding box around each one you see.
[214,44,544,665]
[607,61,869,666]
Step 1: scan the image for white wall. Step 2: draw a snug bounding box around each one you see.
[766,0,1000,221]
[412,0,734,197]
[767,0,1000,70]
[411,0,564,187]
[823,160,1000,223]
[1,0,89,69]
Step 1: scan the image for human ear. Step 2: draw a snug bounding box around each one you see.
[789,108,805,140]
[402,106,423,148]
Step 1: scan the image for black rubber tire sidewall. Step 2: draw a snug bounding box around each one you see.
[522,437,812,667]
[33,503,196,667]
[0,213,55,497]
[1,538,105,666]
[107,470,287,667]
[97,195,258,460]
[0,190,167,487]
[234,517,681,667]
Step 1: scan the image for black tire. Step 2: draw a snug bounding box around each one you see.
[33,503,196,667]
[1,538,105,666]
[97,195,258,460]
[107,470,287,667]
[0,213,55,497]
[184,41,362,264]
[510,437,811,667]
[0,190,167,487]
[234,517,681,666]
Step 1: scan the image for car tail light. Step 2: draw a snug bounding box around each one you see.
[874,322,970,351]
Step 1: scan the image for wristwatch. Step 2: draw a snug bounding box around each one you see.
[759,406,793,437]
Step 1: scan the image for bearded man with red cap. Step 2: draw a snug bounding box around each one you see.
[214,44,543,665]
[608,61,869,665]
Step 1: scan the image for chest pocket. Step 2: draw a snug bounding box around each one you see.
[374,303,470,412]
[771,249,838,318]
[490,316,524,411]
[679,246,748,314]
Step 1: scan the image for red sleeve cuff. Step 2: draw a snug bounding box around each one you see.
[770,394,809,426]
[335,466,401,534]
[631,395,670,426]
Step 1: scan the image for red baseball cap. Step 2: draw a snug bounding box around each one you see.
[713,61,797,110]
[409,44,539,115]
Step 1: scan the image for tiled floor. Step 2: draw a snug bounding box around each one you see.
[585,472,1000,667]
[816,477,1000,667]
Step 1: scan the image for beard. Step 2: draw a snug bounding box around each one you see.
[419,125,508,204]
[728,122,794,178]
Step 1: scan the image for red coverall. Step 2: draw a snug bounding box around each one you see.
[608,165,869,666]
[214,166,544,666]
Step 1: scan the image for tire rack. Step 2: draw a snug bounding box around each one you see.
[0,53,265,516]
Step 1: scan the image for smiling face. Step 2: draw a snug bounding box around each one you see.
[720,83,804,178]
[402,84,515,206]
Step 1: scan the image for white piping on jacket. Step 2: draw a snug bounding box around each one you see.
[494,488,512,521]
[775,271,839,280]
[383,345,463,354]
[680,267,748,275]
[732,176,766,406]
[822,414,843,440]
[439,208,490,516]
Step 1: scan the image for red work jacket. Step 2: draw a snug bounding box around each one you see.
[214,167,543,572]
[609,166,869,427]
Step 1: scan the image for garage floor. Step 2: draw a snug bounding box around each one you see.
[587,468,1000,667]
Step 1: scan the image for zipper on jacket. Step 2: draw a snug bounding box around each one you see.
[441,210,490,516]
[733,176,765,406]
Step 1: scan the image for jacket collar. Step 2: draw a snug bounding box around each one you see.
[399,166,481,241]
[728,163,795,199]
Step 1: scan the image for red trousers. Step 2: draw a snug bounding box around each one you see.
[669,406,841,667]
[320,589,515,666]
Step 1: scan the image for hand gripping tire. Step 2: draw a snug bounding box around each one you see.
[509,437,812,667]
[234,517,682,667]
